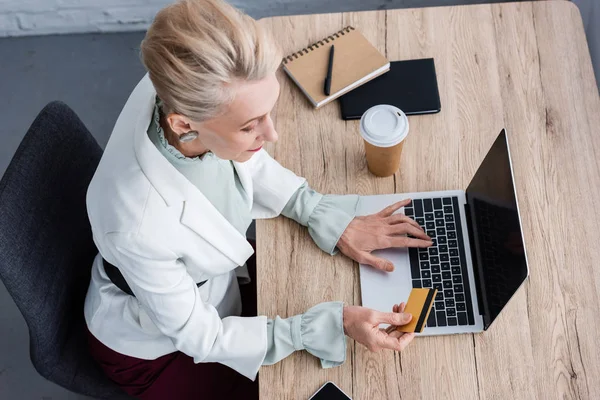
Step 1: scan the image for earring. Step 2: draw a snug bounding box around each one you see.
[179,130,199,143]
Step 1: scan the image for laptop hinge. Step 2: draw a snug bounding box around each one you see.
[464,202,491,330]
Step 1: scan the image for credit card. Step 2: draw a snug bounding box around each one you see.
[396,288,437,333]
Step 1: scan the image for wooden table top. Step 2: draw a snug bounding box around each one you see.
[256,2,600,399]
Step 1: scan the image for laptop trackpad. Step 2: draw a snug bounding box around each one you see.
[359,247,414,316]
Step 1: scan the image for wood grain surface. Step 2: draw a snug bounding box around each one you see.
[256,2,600,399]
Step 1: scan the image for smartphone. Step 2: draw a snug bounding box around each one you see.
[309,381,352,400]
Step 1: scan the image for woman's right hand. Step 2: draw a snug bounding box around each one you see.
[343,303,415,352]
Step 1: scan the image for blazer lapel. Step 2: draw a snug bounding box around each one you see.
[179,195,254,268]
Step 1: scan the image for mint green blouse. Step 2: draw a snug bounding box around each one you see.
[147,100,359,367]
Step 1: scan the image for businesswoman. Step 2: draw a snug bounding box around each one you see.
[84,0,432,398]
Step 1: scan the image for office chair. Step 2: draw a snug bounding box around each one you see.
[0,101,131,399]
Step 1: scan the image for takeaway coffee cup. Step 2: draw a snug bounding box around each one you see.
[359,104,409,177]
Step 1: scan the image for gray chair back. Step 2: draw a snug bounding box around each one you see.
[0,101,130,399]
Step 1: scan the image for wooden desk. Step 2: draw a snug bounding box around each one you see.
[257,2,600,399]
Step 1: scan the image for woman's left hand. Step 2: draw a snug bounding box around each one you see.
[343,302,415,353]
[336,199,432,272]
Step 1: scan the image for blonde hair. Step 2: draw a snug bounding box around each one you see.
[140,0,281,122]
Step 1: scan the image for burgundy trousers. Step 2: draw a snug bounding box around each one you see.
[87,253,259,400]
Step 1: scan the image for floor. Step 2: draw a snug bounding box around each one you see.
[0,0,595,399]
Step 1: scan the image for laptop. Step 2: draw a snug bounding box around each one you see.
[359,130,529,334]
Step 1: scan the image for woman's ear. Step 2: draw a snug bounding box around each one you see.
[166,113,193,137]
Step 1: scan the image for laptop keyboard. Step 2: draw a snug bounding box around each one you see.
[405,197,475,327]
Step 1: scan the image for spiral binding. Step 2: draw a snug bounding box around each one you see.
[282,26,355,64]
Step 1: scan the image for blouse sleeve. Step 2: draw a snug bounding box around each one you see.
[262,301,346,368]
[281,182,359,255]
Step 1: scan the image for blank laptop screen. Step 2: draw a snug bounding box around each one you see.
[466,130,528,329]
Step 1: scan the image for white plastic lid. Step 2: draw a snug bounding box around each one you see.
[359,104,409,147]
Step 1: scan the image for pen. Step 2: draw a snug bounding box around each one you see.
[324,44,335,96]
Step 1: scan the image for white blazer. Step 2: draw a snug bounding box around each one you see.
[84,74,305,380]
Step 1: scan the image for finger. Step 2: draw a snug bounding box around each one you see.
[386,302,408,334]
[386,214,421,229]
[398,302,406,313]
[384,236,433,249]
[387,331,417,350]
[387,329,403,338]
[358,251,394,272]
[398,332,416,350]
[387,326,409,338]
[376,311,412,326]
[376,199,412,218]
[387,223,431,240]
[379,331,415,352]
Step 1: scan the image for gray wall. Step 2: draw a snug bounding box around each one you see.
[0,0,169,37]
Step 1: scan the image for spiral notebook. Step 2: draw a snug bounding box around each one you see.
[282,27,390,109]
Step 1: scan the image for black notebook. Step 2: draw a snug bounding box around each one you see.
[339,58,441,120]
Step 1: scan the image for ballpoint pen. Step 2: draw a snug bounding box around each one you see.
[324,45,335,95]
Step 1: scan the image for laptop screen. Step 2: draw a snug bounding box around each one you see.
[465,130,528,330]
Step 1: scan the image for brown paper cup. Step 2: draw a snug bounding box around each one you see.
[364,139,405,177]
[360,105,409,177]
